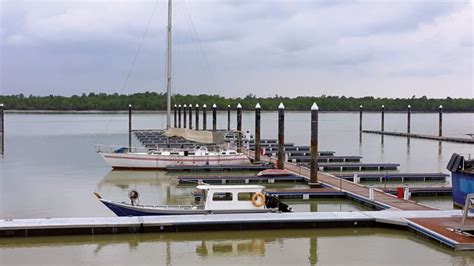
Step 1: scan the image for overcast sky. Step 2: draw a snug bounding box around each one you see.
[1,0,472,98]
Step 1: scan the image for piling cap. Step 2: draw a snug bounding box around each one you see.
[255,103,261,109]
[227,105,230,108]
[174,104,177,107]
[408,105,411,108]
[189,104,192,108]
[439,105,443,109]
[278,102,285,109]
[184,104,187,107]
[203,104,207,108]
[128,104,132,108]
[359,105,363,108]
[381,105,385,108]
[178,104,182,107]
[311,102,319,111]
[212,104,217,108]
[195,104,199,107]
[237,103,242,109]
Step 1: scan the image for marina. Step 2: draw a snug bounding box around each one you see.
[1,0,473,263]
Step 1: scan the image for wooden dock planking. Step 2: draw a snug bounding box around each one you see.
[407,217,474,250]
[246,149,435,211]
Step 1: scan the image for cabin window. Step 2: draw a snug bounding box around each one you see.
[212,192,233,201]
[237,192,255,201]
[229,152,236,155]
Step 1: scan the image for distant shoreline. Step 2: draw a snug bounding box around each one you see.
[5,109,474,114]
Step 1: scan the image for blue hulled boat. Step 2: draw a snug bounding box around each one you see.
[448,153,474,208]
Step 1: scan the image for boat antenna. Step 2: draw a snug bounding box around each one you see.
[166,0,173,128]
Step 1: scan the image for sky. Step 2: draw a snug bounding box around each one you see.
[0,0,472,98]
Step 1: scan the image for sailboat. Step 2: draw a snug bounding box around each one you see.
[96,0,250,170]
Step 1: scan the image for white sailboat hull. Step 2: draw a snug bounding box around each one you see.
[99,152,250,169]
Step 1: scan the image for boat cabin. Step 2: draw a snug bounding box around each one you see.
[195,185,266,211]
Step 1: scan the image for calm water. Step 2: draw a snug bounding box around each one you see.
[1,112,473,264]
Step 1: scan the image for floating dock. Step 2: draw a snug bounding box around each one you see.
[165,164,273,172]
[334,172,448,182]
[287,155,362,163]
[363,130,474,144]
[2,210,472,250]
[177,174,306,184]
[312,162,400,171]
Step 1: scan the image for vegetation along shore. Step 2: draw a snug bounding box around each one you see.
[1,93,473,112]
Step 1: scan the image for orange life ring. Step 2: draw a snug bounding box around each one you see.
[252,192,266,207]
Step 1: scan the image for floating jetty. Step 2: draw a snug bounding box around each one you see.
[317,162,399,171]
[177,174,306,184]
[334,172,448,182]
[363,130,474,144]
[383,187,452,196]
[2,210,473,250]
[165,164,273,172]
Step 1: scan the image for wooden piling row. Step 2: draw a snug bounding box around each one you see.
[309,103,319,186]
[254,103,261,163]
[439,105,443,137]
[195,104,199,130]
[183,104,187,129]
[277,103,285,170]
[203,104,207,130]
[212,104,217,132]
[188,104,193,129]
[236,103,242,153]
[173,104,177,128]
[407,105,411,134]
[227,105,231,131]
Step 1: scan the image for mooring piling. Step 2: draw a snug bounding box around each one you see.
[183,104,187,129]
[227,105,231,131]
[254,103,261,163]
[407,105,411,135]
[212,104,217,132]
[277,103,285,170]
[128,104,132,151]
[178,104,182,128]
[1,103,4,155]
[381,105,385,132]
[188,104,193,129]
[237,103,242,153]
[203,104,207,130]
[359,105,363,132]
[439,105,443,137]
[309,103,319,187]
[195,104,199,130]
[174,104,177,128]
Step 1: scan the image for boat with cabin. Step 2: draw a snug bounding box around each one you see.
[94,184,292,216]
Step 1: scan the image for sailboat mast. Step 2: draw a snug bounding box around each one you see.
[166,0,172,128]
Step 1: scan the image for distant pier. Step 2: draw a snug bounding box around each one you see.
[362,130,474,144]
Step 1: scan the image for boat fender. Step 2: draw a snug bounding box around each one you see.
[252,192,265,207]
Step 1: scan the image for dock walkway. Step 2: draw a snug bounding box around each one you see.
[363,130,474,144]
[248,150,434,211]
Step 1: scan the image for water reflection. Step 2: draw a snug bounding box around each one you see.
[1,228,473,265]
